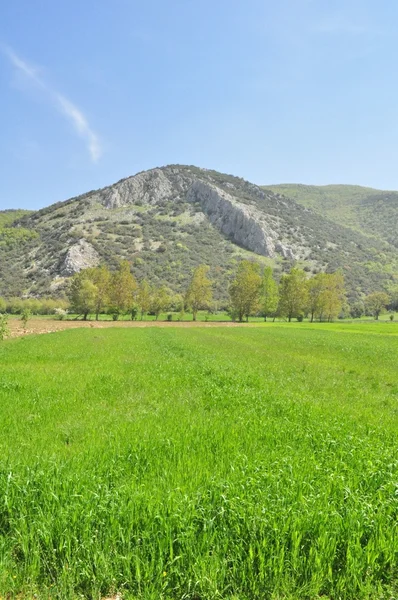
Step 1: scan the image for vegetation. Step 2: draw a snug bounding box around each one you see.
[265,183,398,248]
[364,291,391,320]
[229,260,262,322]
[185,265,213,321]
[0,324,397,598]
[0,313,9,340]
[278,267,308,322]
[20,307,32,331]
[261,266,278,321]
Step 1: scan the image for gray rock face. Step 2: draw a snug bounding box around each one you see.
[61,239,100,276]
[187,180,296,259]
[101,169,183,209]
[92,168,298,259]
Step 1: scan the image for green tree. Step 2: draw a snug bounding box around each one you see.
[150,286,171,320]
[229,260,262,322]
[365,291,390,320]
[68,273,97,320]
[85,265,111,320]
[386,284,398,311]
[137,280,151,320]
[109,261,137,320]
[323,272,346,322]
[185,265,212,321]
[262,266,279,321]
[350,301,365,319]
[307,272,327,322]
[278,268,308,322]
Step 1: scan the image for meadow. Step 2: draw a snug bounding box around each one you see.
[0,323,397,599]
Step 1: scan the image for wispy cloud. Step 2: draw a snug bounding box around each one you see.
[3,46,102,162]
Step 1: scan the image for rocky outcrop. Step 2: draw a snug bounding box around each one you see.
[100,168,186,209]
[187,180,296,259]
[61,239,100,276]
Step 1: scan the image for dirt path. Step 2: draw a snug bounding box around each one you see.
[8,318,251,338]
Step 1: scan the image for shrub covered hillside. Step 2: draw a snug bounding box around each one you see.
[265,183,398,249]
[1,166,397,301]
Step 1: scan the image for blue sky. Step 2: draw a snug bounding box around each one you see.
[1,0,398,210]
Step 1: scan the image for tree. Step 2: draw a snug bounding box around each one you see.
[109,261,137,320]
[185,265,212,321]
[322,272,346,322]
[137,280,151,320]
[229,261,262,322]
[150,286,171,320]
[68,273,97,320]
[278,268,308,322]
[350,301,365,319]
[386,284,398,311]
[85,265,111,320]
[262,266,279,321]
[307,272,327,322]
[365,291,390,320]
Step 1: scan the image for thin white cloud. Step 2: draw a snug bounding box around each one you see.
[3,46,102,162]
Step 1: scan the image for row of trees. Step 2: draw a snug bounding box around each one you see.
[67,261,350,322]
[0,297,69,315]
[0,261,394,322]
[229,263,347,322]
[69,262,181,321]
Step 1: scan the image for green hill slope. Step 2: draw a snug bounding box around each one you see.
[265,183,398,248]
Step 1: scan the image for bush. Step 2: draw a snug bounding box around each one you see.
[54,308,68,321]
[21,308,32,330]
[0,313,9,340]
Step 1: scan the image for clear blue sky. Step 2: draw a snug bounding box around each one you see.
[1,0,398,210]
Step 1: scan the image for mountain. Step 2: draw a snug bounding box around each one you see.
[265,183,398,249]
[1,166,397,301]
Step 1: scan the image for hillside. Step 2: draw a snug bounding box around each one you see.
[1,167,397,301]
[265,183,398,248]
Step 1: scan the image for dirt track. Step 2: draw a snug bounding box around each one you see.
[8,318,250,338]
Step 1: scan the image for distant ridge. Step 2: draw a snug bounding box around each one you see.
[264,183,398,248]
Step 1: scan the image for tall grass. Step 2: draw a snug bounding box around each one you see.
[0,324,397,599]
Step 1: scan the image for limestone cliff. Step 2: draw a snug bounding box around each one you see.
[187,180,295,259]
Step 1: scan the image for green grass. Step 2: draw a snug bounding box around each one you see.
[0,324,397,599]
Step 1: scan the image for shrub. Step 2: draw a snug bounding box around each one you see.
[0,313,9,340]
[21,308,32,331]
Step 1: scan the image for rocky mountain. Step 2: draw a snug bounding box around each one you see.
[1,166,397,301]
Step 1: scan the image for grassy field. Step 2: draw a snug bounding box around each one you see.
[7,310,398,323]
[0,323,397,599]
